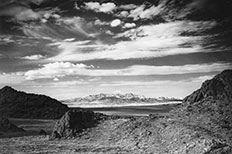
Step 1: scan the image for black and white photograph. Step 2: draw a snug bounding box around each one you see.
[0,0,232,153]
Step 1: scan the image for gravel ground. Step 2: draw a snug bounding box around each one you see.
[1,117,231,154]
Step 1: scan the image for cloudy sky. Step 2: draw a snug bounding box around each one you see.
[0,0,232,99]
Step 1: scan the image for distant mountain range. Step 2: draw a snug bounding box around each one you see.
[61,93,182,107]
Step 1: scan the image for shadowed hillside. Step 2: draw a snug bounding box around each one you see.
[0,86,69,119]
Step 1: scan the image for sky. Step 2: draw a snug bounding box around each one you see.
[0,0,232,100]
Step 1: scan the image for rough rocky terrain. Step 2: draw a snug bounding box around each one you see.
[50,69,232,153]
[1,116,231,154]
[172,70,232,145]
[51,109,106,139]
[1,70,232,154]
[0,86,69,119]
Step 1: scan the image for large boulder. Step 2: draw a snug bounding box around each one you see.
[0,86,69,119]
[38,129,47,136]
[50,109,105,139]
[0,117,24,132]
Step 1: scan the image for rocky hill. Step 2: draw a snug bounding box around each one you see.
[0,118,24,133]
[62,93,181,107]
[1,70,232,154]
[102,70,232,153]
[0,86,69,119]
[184,69,232,104]
[173,70,232,144]
[53,70,232,153]
[180,70,232,124]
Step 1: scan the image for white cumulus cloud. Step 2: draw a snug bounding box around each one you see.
[84,2,116,13]
[20,54,45,60]
[117,11,129,17]
[24,62,231,80]
[110,19,122,27]
[123,23,136,29]
[24,62,94,80]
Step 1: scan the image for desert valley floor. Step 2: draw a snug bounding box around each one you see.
[0,104,177,154]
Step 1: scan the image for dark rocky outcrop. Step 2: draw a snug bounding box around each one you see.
[0,86,69,119]
[50,109,106,139]
[38,129,47,136]
[0,117,24,132]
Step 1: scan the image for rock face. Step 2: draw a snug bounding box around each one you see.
[0,118,24,132]
[50,109,105,139]
[0,86,69,119]
[181,70,232,128]
[184,70,232,104]
[99,117,231,154]
[176,70,232,145]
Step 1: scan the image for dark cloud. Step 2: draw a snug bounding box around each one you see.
[0,0,51,22]
[0,0,47,7]
[159,0,232,21]
[0,4,40,21]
